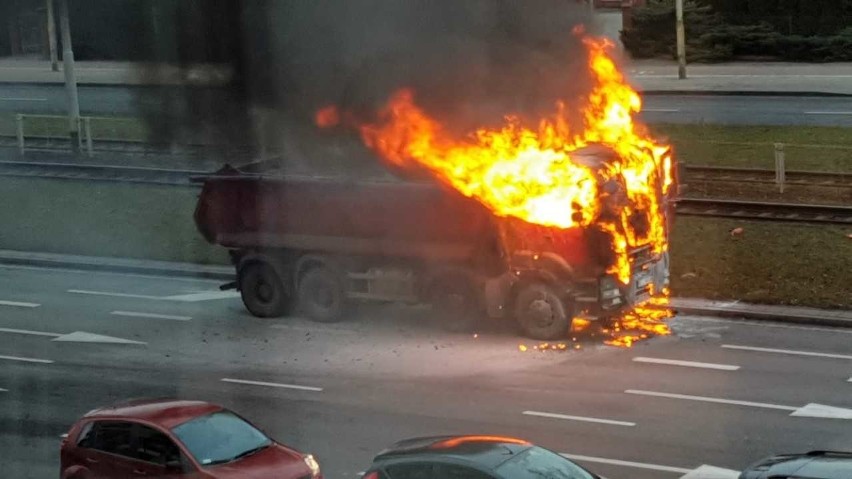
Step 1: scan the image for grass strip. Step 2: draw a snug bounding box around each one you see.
[0,113,149,142]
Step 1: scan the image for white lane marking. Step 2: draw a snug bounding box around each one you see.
[0,263,221,284]
[269,324,358,335]
[626,390,852,419]
[722,344,852,360]
[791,403,852,420]
[0,300,40,308]
[625,389,796,411]
[67,289,161,300]
[680,465,740,479]
[804,111,852,115]
[643,108,680,112]
[678,315,852,334]
[848,377,852,382]
[0,388,7,392]
[0,354,54,364]
[52,332,146,345]
[633,357,740,371]
[111,311,191,321]
[523,410,635,426]
[560,453,691,474]
[0,327,61,338]
[221,378,323,392]
[0,97,48,101]
[163,291,240,302]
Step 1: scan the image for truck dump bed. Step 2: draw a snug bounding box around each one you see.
[194,168,503,264]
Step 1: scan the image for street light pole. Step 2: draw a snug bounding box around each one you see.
[675,0,687,79]
[57,0,80,150]
[46,0,59,71]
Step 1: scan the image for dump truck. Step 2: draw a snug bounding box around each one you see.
[193,145,674,340]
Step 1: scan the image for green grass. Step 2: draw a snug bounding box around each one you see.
[0,177,226,264]
[670,217,851,308]
[0,113,149,142]
[649,124,852,172]
[1,176,848,309]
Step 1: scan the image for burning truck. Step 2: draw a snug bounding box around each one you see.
[193,34,676,341]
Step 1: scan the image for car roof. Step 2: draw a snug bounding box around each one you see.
[83,398,225,429]
[745,451,852,479]
[373,435,533,471]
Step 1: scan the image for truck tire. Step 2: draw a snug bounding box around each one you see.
[429,277,480,332]
[514,282,572,340]
[239,262,289,318]
[297,266,348,323]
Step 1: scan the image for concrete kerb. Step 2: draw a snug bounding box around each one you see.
[2,249,850,329]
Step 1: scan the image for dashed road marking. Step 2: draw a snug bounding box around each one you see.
[0,327,144,344]
[633,357,740,371]
[0,354,54,364]
[0,300,40,308]
[163,291,240,302]
[0,388,7,392]
[221,378,323,392]
[523,410,635,426]
[643,108,680,112]
[111,311,191,321]
[722,344,852,360]
[560,453,691,474]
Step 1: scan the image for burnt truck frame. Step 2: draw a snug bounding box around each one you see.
[193,147,674,340]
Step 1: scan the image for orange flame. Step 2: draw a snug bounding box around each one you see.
[315,105,340,128]
[350,33,672,284]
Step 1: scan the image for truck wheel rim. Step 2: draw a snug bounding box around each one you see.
[257,282,273,303]
[527,298,555,328]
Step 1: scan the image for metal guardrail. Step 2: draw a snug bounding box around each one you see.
[14,114,144,157]
[0,160,202,186]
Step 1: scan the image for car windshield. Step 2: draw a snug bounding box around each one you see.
[496,447,596,479]
[171,411,272,466]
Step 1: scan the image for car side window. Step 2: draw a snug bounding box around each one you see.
[133,424,182,466]
[435,464,496,479]
[75,421,96,448]
[385,463,436,479]
[85,421,135,458]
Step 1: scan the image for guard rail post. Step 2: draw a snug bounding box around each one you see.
[15,114,24,155]
[84,117,93,156]
[774,143,785,193]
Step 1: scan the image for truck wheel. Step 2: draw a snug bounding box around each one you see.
[297,266,348,323]
[514,282,572,340]
[239,262,289,318]
[429,276,480,332]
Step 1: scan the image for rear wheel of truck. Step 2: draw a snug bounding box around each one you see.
[428,276,480,332]
[297,266,348,323]
[239,262,289,318]
[514,282,572,340]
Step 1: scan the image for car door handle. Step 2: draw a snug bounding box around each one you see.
[85,457,99,464]
[133,469,147,476]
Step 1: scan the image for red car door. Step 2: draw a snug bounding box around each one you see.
[129,423,200,478]
[72,420,138,478]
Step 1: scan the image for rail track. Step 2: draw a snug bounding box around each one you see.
[2,160,850,225]
[684,165,852,188]
[676,198,852,225]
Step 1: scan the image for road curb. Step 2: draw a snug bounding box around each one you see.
[671,304,852,329]
[0,250,233,281]
[640,89,852,97]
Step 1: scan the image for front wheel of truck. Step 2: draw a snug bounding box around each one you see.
[239,262,289,318]
[514,282,572,340]
[297,265,348,323]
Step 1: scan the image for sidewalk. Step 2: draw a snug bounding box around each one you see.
[1,248,850,328]
[0,58,231,86]
[628,60,852,96]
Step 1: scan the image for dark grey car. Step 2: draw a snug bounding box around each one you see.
[740,451,852,479]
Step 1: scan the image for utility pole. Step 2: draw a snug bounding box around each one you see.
[675,0,687,79]
[46,0,58,71]
[58,0,80,151]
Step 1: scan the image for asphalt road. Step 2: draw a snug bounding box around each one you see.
[2,84,852,126]
[2,263,851,478]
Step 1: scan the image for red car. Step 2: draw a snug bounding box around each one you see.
[60,398,322,479]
